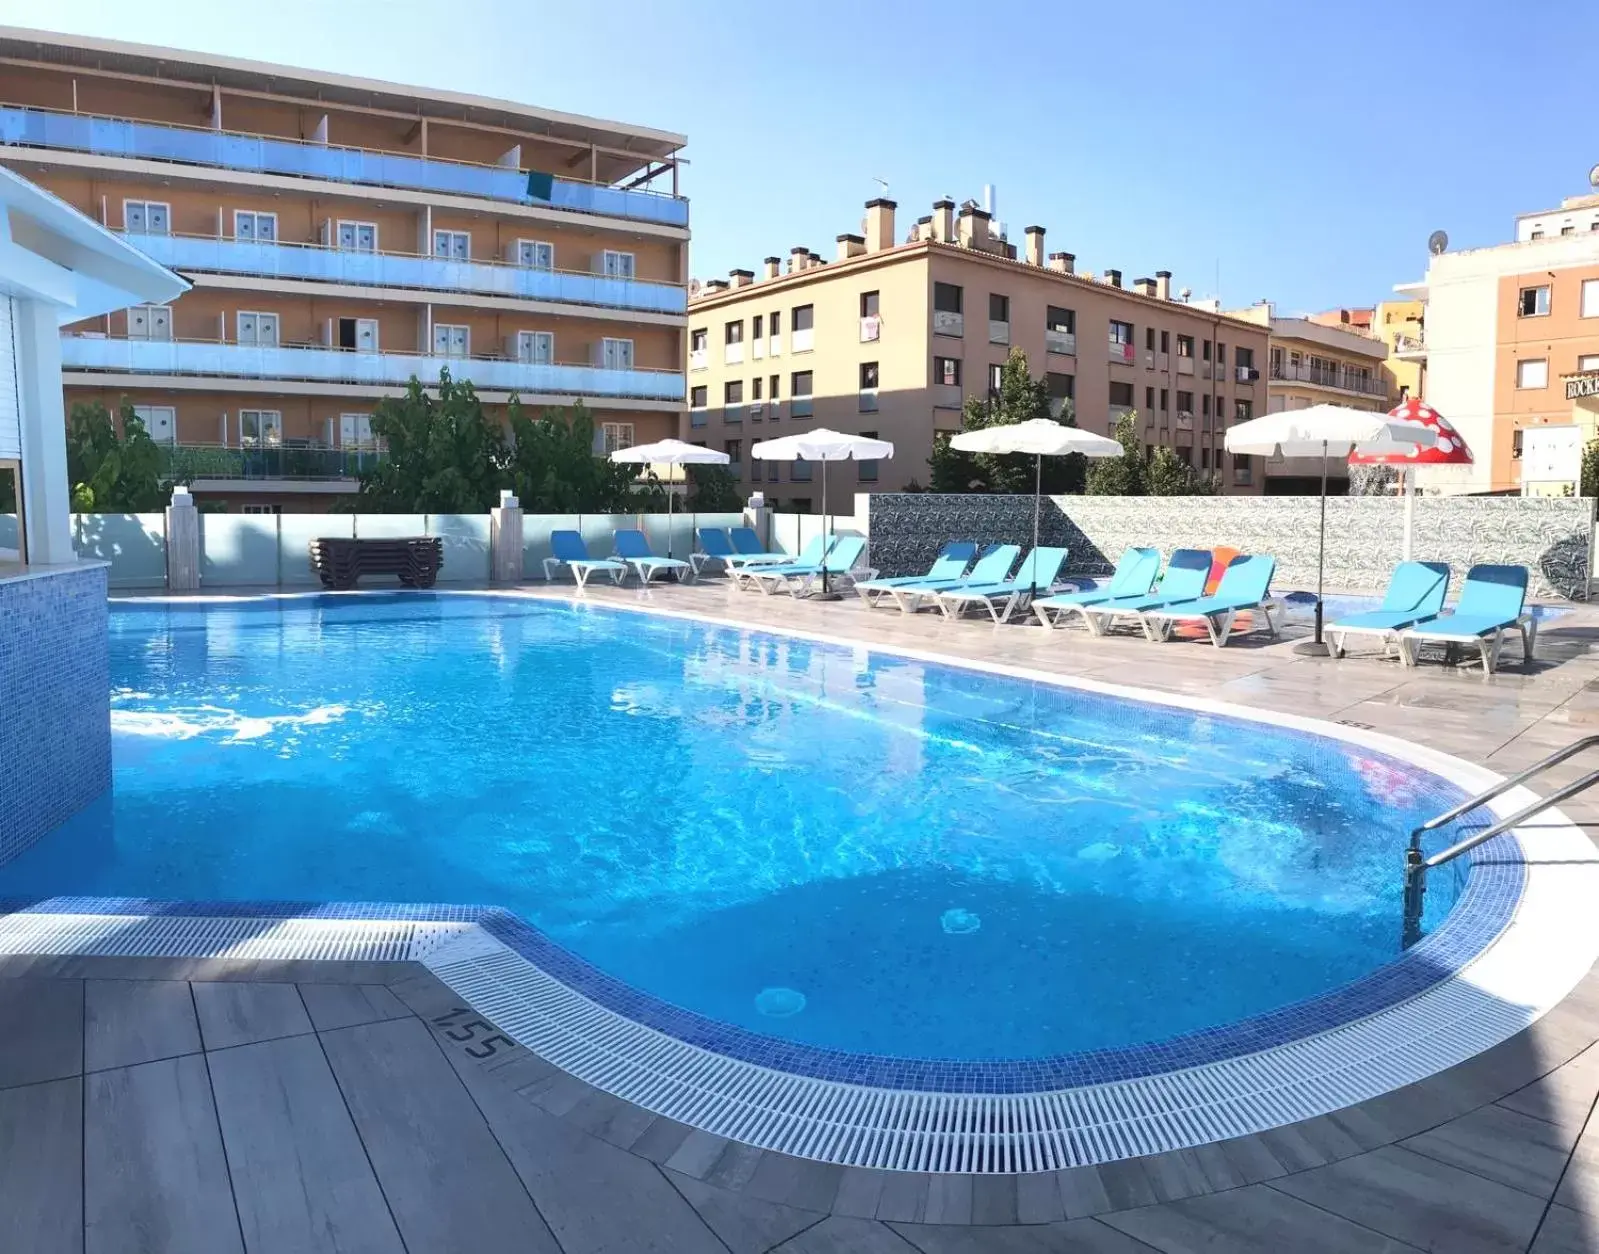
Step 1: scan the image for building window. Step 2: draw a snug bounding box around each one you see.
[690,328,708,353]
[1144,327,1155,351]
[239,409,282,447]
[988,362,1004,393]
[1519,285,1551,317]
[1201,339,1212,362]
[770,374,780,400]
[514,330,552,364]
[752,314,764,340]
[600,337,634,370]
[433,230,470,260]
[767,461,779,482]
[1583,280,1599,319]
[1047,306,1075,335]
[516,239,554,269]
[602,422,635,454]
[1202,394,1212,418]
[1109,381,1135,408]
[1236,346,1255,371]
[725,320,743,345]
[123,199,170,234]
[1216,342,1227,368]
[1047,372,1074,418]
[857,430,880,482]
[432,323,469,357]
[752,377,763,401]
[723,438,742,466]
[1516,358,1548,389]
[1578,354,1599,372]
[1159,388,1169,412]
[935,356,961,387]
[127,304,173,341]
[602,251,636,279]
[131,405,176,443]
[1562,226,1576,237]
[861,291,880,317]
[1146,386,1155,409]
[1176,334,1195,358]
[791,458,813,482]
[690,386,708,407]
[1513,429,1524,459]
[1176,390,1194,414]
[859,362,879,411]
[233,210,277,242]
[1234,398,1253,423]
[1109,320,1134,345]
[989,293,1009,322]
[1530,230,1545,240]
[236,310,280,347]
[934,283,963,314]
[239,504,278,516]
[770,310,782,337]
[335,220,378,252]
[724,380,743,404]
[791,370,814,416]
[1160,330,1170,354]
[792,304,815,351]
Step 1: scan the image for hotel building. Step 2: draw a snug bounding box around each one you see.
[1398,189,1599,494]
[0,27,688,511]
[683,196,1271,504]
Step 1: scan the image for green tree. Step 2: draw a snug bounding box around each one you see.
[358,369,509,511]
[505,399,637,512]
[1085,413,1148,496]
[65,398,167,511]
[1147,445,1219,496]
[928,348,1086,494]
[684,464,743,511]
[1582,439,1599,498]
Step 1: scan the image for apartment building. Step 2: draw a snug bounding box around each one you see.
[1309,302,1424,402]
[1397,190,1599,494]
[0,27,688,510]
[683,197,1271,504]
[1227,303,1393,494]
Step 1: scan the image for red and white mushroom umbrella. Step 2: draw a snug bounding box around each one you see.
[1348,397,1473,557]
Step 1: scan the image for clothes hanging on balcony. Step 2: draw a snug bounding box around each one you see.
[525,170,554,200]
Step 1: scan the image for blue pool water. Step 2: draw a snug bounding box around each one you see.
[0,595,1475,1061]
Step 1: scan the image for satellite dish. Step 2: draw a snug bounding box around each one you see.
[1428,230,1449,256]
[1589,163,1599,189]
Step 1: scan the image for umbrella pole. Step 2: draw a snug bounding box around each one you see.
[1032,452,1042,597]
[667,465,675,560]
[819,459,833,599]
[1295,440,1332,657]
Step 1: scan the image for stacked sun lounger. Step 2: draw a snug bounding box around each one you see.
[310,536,442,590]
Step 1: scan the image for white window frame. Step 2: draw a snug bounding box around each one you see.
[516,239,554,270]
[1515,358,1549,390]
[127,304,173,341]
[1519,285,1552,318]
[600,337,635,370]
[432,323,470,358]
[336,220,379,253]
[602,250,636,279]
[601,422,635,454]
[1582,279,1599,320]
[238,409,283,448]
[233,210,278,242]
[1578,354,1599,372]
[432,229,470,260]
[338,412,376,449]
[236,310,281,347]
[516,330,554,364]
[123,199,171,234]
[131,404,177,444]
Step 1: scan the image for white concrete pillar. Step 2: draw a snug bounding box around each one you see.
[166,485,200,591]
[12,297,73,565]
[745,496,772,550]
[490,489,524,583]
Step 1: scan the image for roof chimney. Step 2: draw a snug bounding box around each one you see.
[1133,276,1156,298]
[729,268,754,289]
[864,198,896,252]
[1024,225,1045,266]
[788,246,809,273]
[932,198,955,242]
[703,278,729,294]
[956,203,991,249]
[1048,251,1075,275]
[913,215,932,242]
[1155,270,1172,301]
[1104,269,1122,288]
[764,255,781,280]
[836,233,865,261]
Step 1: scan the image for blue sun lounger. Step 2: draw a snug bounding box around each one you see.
[691,528,737,576]
[614,528,693,585]
[1327,561,1451,659]
[1079,549,1214,636]
[1032,547,1162,630]
[936,547,1070,624]
[877,544,1022,614]
[1397,564,1533,675]
[725,526,790,568]
[743,535,868,597]
[854,542,979,608]
[542,530,628,589]
[730,533,833,590]
[1139,554,1280,647]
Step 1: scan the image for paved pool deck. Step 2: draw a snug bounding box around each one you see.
[9,582,1599,1250]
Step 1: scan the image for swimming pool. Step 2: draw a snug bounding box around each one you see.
[2,593,1489,1070]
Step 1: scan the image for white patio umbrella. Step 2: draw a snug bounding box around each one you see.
[1225,405,1437,655]
[609,438,730,558]
[751,428,894,598]
[950,418,1123,557]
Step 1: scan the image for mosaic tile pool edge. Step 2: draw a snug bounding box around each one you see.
[0,566,111,869]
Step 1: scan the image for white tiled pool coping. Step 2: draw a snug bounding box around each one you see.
[11,587,1597,1172]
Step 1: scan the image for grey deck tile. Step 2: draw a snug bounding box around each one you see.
[893,1217,1160,1253]
[770,1216,915,1252]
[84,1054,243,1254]
[318,1016,557,1252]
[1401,1100,1579,1196]
[0,1077,82,1254]
[1269,1144,1546,1253]
[745,1151,845,1213]
[1015,1170,1066,1224]
[874,1170,931,1223]
[833,1167,892,1219]
[630,1115,696,1165]
[192,981,313,1050]
[438,1038,718,1254]
[1552,1128,1599,1216]
[666,1169,826,1253]
[1101,1184,1416,1253]
[922,1173,974,1225]
[1531,1204,1599,1253]
[384,968,464,1018]
[1138,1150,1216,1201]
[561,1084,662,1149]
[970,1174,1018,1226]
[1212,1132,1294,1186]
[295,982,409,1032]
[0,977,81,1087]
[663,1127,734,1179]
[84,979,201,1071]
[1498,1043,1599,1131]
[517,1066,596,1117]
[185,959,414,984]
[207,1034,404,1254]
[1056,1165,1115,1218]
[702,1138,768,1192]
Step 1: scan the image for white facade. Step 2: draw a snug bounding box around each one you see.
[0,165,185,565]
[1515,194,1599,242]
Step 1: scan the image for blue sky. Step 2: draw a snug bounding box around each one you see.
[7,0,1599,312]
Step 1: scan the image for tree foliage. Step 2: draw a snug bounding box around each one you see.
[1085,413,1219,497]
[927,348,1086,495]
[66,399,168,511]
[505,400,636,512]
[1582,439,1599,499]
[685,464,743,511]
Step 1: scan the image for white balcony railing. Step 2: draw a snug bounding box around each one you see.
[767,335,782,357]
[724,342,744,365]
[1176,356,1196,375]
[791,328,814,353]
[1045,329,1076,356]
[689,348,707,371]
[60,336,685,401]
[1109,341,1135,365]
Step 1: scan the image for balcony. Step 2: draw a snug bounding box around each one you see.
[988,320,1010,346]
[933,310,964,337]
[1176,356,1196,376]
[1269,361,1389,398]
[1109,341,1135,366]
[122,232,686,315]
[1393,334,1427,360]
[1045,329,1076,356]
[60,336,685,401]
[689,348,707,371]
[0,104,689,228]
[159,442,380,482]
[1235,364,1259,384]
[791,328,814,353]
[724,341,744,365]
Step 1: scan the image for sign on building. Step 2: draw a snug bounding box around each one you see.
[1567,373,1599,401]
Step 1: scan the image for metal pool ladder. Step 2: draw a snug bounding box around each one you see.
[1401,734,1599,949]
